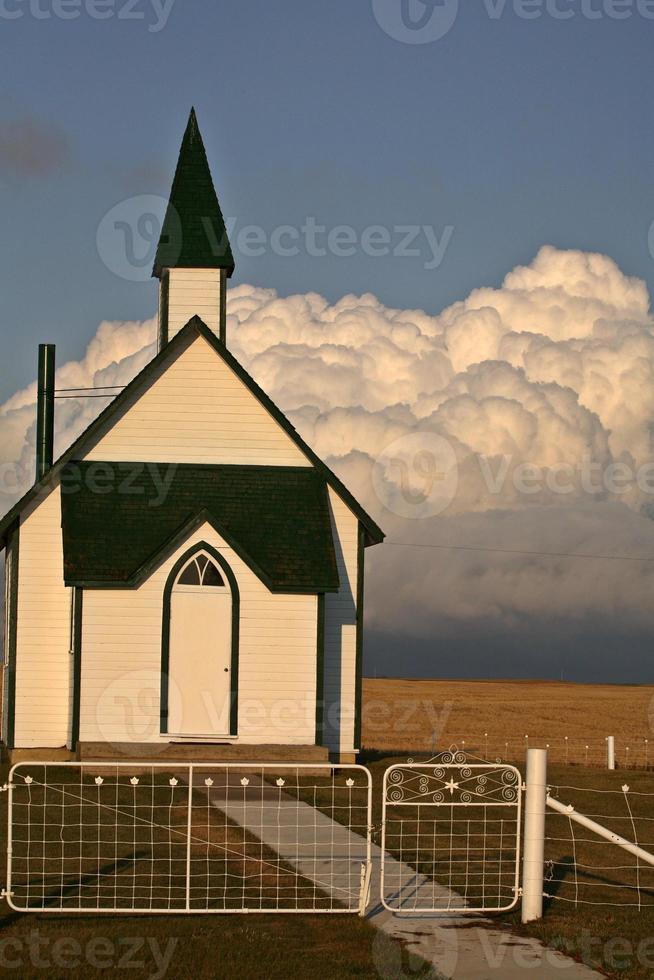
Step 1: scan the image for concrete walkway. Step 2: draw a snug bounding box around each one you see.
[213,776,604,979]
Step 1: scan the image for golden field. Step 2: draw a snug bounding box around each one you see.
[361,678,654,766]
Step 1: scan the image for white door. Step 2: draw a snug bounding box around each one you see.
[168,552,232,737]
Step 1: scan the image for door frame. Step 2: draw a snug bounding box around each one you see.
[160,541,240,737]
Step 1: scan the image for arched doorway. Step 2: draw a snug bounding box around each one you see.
[161,544,239,737]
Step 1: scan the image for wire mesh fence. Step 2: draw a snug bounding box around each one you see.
[5,763,371,914]
[429,735,652,770]
[544,774,654,910]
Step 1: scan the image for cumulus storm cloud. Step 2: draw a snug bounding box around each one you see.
[3,246,654,675]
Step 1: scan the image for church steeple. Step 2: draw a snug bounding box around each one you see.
[154,108,234,279]
[154,109,234,348]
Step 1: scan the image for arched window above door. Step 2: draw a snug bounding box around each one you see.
[176,553,226,587]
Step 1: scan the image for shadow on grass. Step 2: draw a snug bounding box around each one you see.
[18,850,152,912]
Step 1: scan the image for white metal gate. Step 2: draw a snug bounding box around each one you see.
[381,750,522,913]
[4,762,372,914]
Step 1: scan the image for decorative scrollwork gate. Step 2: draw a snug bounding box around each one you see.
[380,749,522,913]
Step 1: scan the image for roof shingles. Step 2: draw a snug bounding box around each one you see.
[61,462,340,593]
[153,108,235,278]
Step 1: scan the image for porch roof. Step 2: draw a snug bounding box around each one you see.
[61,461,340,593]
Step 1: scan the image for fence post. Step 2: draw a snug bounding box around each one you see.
[607,736,615,771]
[186,765,194,912]
[521,747,547,923]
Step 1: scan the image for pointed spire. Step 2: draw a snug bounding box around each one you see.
[153,108,235,279]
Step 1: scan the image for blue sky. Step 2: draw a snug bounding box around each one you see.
[0,0,652,401]
[3,2,654,683]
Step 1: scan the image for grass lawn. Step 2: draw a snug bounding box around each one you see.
[0,909,391,979]
[0,763,428,980]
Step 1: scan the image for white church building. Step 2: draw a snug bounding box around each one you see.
[0,110,384,764]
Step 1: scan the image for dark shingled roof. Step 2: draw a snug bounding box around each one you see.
[61,462,340,593]
[153,108,235,279]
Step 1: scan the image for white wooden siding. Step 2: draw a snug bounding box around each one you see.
[323,488,359,754]
[13,487,71,747]
[167,268,221,339]
[85,333,310,466]
[8,324,366,752]
[79,523,318,746]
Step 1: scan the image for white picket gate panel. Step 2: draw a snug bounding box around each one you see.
[4,762,372,914]
[381,751,522,913]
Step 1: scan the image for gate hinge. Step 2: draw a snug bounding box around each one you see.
[0,784,9,793]
[1,889,13,899]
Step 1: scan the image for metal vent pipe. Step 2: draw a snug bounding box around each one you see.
[36,343,56,481]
